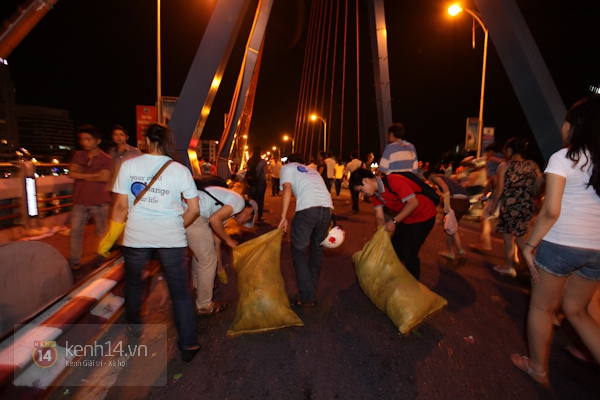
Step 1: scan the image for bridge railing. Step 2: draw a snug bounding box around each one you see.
[0,162,73,234]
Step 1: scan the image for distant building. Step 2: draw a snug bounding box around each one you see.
[16,105,75,162]
[197,140,218,163]
[0,61,19,160]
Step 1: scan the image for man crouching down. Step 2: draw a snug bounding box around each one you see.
[186,184,257,316]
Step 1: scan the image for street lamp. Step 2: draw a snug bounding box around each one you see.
[157,0,162,123]
[283,134,295,153]
[310,114,327,152]
[272,146,279,158]
[449,4,488,159]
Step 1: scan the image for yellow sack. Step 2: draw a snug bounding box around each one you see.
[227,229,303,337]
[352,226,447,335]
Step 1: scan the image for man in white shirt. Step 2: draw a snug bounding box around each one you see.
[278,153,333,307]
[186,185,257,316]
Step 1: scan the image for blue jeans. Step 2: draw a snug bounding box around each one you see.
[290,207,331,302]
[122,247,198,350]
[70,203,109,265]
[391,216,435,281]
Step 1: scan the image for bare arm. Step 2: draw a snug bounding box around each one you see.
[209,205,238,248]
[111,194,129,223]
[182,197,200,228]
[522,173,565,283]
[383,196,419,232]
[278,183,293,233]
[374,207,386,228]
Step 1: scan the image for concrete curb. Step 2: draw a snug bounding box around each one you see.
[0,256,125,391]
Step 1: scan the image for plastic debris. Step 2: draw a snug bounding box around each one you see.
[174,373,183,379]
[63,389,70,395]
[412,330,421,337]
[463,335,474,344]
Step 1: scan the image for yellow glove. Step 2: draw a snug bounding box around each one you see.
[98,220,125,257]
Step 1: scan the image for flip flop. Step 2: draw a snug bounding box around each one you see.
[294,300,318,307]
[510,354,549,386]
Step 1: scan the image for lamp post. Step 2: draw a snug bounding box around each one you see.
[448,4,488,159]
[310,114,327,152]
[272,146,279,158]
[157,0,162,123]
[283,134,295,153]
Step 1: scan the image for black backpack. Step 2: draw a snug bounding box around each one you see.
[245,161,259,186]
[382,172,440,207]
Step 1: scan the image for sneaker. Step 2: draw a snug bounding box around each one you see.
[493,265,517,277]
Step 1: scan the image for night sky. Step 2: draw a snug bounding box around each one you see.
[1,0,599,167]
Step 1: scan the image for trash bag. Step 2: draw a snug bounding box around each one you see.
[227,229,303,337]
[352,226,447,335]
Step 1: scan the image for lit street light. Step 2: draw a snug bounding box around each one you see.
[449,4,488,159]
[310,114,327,152]
[157,0,162,123]
[283,134,295,153]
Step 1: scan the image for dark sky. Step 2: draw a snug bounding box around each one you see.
[1,0,599,166]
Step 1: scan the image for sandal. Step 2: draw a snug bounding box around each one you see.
[439,251,455,260]
[493,265,517,278]
[510,354,549,386]
[457,249,467,256]
[196,301,228,316]
[294,299,318,308]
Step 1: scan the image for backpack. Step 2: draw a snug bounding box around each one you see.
[194,175,228,190]
[245,161,259,186]
[382,172,440,207]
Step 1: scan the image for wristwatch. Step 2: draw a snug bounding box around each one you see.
[392,219,398,225]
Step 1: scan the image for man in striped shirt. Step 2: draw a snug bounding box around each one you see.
[378,123,419,175]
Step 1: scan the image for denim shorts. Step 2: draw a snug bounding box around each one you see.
[534,240,600,281]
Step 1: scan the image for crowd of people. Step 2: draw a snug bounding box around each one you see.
[64,93,600,378]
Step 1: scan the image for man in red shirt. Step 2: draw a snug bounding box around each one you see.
[349,169,437,280]
[67,124,114,270]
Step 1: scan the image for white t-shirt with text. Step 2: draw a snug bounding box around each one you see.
[113,154,197,248]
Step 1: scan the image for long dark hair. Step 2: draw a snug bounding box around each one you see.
[145,123,181,162]
[565,94,600,196]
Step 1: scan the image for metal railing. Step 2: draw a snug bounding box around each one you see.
[0,162,73,229]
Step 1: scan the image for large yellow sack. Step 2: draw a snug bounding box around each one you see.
[352,227,447,335]
[227,229,303,337]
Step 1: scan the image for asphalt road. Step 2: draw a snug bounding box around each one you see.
[35,187,600,399]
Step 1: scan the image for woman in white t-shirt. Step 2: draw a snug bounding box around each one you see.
[101,123,201,362]
[511,94,600,385]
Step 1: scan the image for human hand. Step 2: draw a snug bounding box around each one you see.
[522,247,539,284]
[278,217,288,233]
[384,220,396,232]
[225,238,238,248]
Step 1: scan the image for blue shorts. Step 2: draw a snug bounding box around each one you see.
[534,240,600,281]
